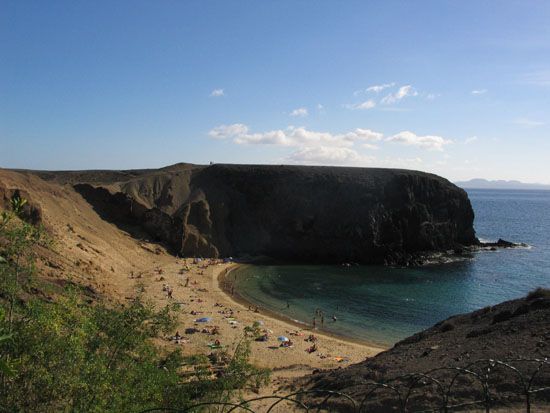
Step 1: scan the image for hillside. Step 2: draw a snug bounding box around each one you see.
[30,163,479,266]
[304,289,550,411]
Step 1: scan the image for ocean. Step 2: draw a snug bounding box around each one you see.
[231,189,550,347]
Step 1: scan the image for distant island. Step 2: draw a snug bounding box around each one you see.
[455,178,550,191]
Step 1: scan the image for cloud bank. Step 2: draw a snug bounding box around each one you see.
[209,123,452,165]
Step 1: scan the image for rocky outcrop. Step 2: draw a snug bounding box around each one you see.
[304,289,550,411]
[38,163,479,265]
[0,184,42,225]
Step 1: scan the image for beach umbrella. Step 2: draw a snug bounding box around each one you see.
[277,336,289,342]
[196,317,212,323]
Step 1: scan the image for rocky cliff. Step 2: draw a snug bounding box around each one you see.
[36,163,478,265]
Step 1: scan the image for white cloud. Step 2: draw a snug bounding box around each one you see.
[209,124,448,168]
[286,148,425,168]
[471,89,487,95]
[208,123,248,139]
[362,143,379,150]
[285,147,425,168]
[340,128,383,143]
[366,82,395,93]
[290,107,308,117]
[317,103,324,110]
[344,100,376,110]
[210,88,225,97]
[208,124,383,149]
[513,118,544,127]
[381,85,418,104]
[287,146,367,165]
[234,130,293,146]
[387,131,452,151]
[464,136,478,144]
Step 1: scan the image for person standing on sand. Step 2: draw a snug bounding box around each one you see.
[321,314,324,326]
[312,317,316,328]
[185,277,189,287]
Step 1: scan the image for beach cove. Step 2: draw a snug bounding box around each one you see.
[128,257,386,388]
[227,189,550,346]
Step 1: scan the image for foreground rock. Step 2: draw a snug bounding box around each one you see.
[33,163,479,266]
[304,289,550,411]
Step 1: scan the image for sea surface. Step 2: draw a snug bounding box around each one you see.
[231,189,550,347]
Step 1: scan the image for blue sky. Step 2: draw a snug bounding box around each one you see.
[1,1,549,183]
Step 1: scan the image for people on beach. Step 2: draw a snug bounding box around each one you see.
[332,314,337,322]
[256,333,269,342]
[173,330,183,344]
[306,343,317,353]
[312,317,316,328]
[280,339,293,348]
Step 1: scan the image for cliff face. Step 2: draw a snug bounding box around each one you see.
[40,163,478,265]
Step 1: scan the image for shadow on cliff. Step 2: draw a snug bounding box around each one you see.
[73,183,167,248]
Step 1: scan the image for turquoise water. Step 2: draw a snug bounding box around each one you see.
[232,189,550,347]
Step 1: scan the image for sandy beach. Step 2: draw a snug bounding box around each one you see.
[134,257,386,388]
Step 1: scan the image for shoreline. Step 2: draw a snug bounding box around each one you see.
[215,263,388,351]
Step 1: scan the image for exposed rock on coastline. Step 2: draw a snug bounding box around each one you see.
[304,288,550,411]
[481,238,529,249]
[36,163,479,265]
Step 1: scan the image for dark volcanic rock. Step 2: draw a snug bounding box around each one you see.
[37,163,478,265]
[304,289,550,411]
[481,238,529,248]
